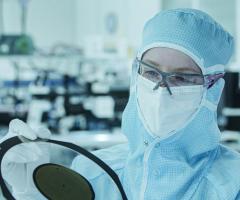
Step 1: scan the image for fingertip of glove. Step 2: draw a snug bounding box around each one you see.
[9,119,37,140]
[35,127,51,139]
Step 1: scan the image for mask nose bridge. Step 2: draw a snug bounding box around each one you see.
[154,77,173,95]
[159,81,167,87]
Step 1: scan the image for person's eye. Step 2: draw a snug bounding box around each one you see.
[175,76,187,82]
[168,75,192,86]
[142,70,159,82]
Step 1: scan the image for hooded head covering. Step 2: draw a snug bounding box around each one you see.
[121,8,235,199]
[138,8,233,69]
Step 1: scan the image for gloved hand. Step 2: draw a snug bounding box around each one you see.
[0,119,51,200]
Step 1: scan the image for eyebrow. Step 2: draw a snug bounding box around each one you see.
[143,59,201,74]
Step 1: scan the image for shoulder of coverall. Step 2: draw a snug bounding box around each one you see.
[205,145,240,199]
[71,143,129,180]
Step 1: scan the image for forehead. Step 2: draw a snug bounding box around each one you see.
[141,47,201,73]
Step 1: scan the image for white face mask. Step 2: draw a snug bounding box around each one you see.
[136,75,204,138]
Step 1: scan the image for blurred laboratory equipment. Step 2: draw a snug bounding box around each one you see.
[221,72,240,131]
[0,0,34,55]
[0,56,130,131]
[218,72,240,152]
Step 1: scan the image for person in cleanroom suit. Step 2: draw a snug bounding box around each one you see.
[1,8,240,200]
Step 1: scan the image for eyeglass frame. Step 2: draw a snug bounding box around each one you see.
[136,58,225,95]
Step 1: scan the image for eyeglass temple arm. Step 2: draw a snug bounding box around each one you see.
[205,73,225,89]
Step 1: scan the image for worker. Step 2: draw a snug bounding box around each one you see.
[1,8,240,200]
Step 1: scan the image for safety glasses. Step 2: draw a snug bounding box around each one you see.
[136,58,224,95]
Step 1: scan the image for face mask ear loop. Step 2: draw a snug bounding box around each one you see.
[199,85,210,111]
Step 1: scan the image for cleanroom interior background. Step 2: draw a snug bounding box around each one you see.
[0,0,239,157]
